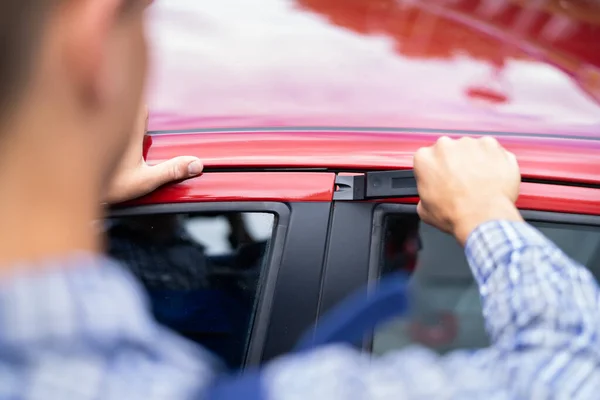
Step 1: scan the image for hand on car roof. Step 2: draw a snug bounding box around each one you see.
[414,136,523,245]
[105,104,204,204]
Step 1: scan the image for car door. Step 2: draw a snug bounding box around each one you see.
[318,173,600,356]
[106,171,336,368]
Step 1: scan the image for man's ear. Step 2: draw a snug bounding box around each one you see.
[59,0,124,108]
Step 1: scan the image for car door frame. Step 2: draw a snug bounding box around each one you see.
[317,196,600,342]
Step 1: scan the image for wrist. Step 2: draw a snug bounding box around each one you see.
[451,197,523,246]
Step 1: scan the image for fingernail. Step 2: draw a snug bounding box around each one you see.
[187,161,203,176]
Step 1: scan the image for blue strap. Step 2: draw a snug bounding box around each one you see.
[204,369,264,400]
[295,272,410,351]
[148,289,239,333]
[207,273,410,399]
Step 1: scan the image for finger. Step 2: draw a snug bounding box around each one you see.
[502,150,518,173]
[130,104,148,141]
[143,156,203,192]
[416,201,427,221]
[505,150,518,166]
[437,136,453,146]
[481,136,499,148]
[417,201,439,230]
[413,147,432,175]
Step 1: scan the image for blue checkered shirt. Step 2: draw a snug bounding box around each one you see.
[0,220,599,399]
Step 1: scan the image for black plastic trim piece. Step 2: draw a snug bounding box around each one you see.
[333,175,365,201]
[109,201,288,217]
[333,171,600,201]
[107,201,290,367]
[520,210,600,226]
[366,170,418,199]
[334,171,417,201]
[367,204,417,283]
[260,202,333,361]
[317,202,378,318]
[199,167,330,173]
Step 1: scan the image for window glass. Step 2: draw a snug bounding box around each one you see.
[373,214,600,356]
[105,211,275,368]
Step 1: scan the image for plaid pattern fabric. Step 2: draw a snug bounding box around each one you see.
[0,220,599,399]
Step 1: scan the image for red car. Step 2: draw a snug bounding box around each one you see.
[107,0,600,369]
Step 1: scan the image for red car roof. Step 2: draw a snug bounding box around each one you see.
[146,0,600,137]
[146,129,600,185]
[139,1,600,215]
[139,129,600,215]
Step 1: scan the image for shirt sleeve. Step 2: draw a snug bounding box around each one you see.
[0,254,223,400]
[261,221,600,399]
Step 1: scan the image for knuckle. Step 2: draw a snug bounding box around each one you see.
[416,201,425,216]
[506,150,519,166]
[437,136,452,145]
[414,147,432,166]
[481,136,499,147]
[170,163,183,181]
[414,147,426,160]
[434,136,453,154]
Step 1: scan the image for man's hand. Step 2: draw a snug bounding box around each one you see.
[105,105,204,204]
[413,136,523,246]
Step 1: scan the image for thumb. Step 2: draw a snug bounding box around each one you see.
[144,156,204,192]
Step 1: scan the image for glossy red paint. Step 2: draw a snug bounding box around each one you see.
[383,183,600,215]
[516,183,600,215]
[141,1,600,216]
[127,172,336,205]
[127,166,600,215]
[147,1,600,136]
[138,130,600,215]
[146,131,600,185]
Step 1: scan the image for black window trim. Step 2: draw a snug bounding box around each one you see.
[108,201,290,367]
[368,204,600,284]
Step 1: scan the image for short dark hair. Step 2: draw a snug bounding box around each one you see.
[0,0,54,120]
[0,0,143,122]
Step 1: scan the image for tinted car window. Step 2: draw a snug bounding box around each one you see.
[373,214,600,356]
[106,212,275,368]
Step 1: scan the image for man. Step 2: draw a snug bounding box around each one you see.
[0,1,598,400]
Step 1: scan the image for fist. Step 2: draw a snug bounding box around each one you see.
[413,136,522,244]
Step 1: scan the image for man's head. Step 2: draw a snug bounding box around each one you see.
[0,0,151,186]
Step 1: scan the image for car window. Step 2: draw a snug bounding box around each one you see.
[105,211,275,368]
[372,214,600,356]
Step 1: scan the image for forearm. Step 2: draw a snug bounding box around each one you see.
[465,220,600,351]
